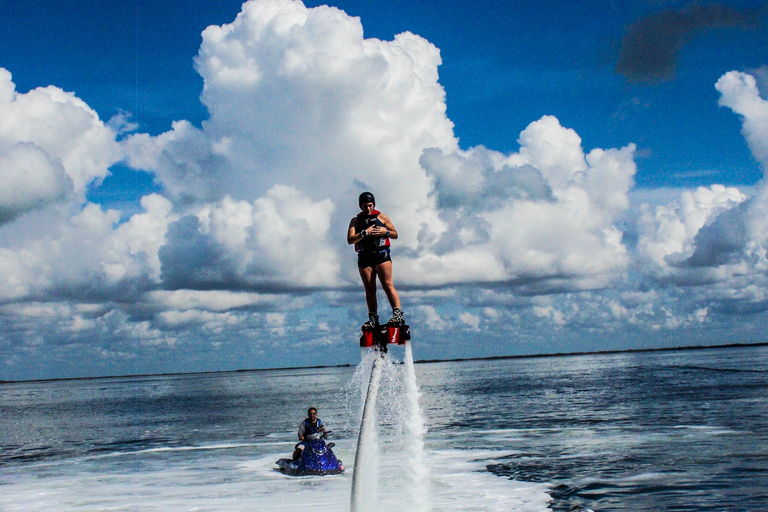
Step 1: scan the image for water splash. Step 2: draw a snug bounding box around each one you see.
[349,343,431,512]
[402,341,431,511]
[350,352,383,512]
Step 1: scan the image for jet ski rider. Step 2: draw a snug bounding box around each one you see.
[292,407,326,460]
[347,191,405,328]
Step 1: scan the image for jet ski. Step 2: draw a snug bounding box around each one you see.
[276,434,344,476]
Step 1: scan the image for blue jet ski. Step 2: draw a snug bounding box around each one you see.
[276,435,344,476]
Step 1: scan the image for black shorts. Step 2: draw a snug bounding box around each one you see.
[357,249,391,269]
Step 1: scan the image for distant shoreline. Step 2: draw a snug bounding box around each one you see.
[413,341,768,364]
[2,341,766,384]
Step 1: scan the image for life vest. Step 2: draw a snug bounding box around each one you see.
[354,209,391,253]
[304,418,322,436]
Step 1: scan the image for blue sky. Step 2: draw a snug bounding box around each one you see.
[1,0,768,380]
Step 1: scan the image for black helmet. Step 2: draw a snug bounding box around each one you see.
[358,191,375,208]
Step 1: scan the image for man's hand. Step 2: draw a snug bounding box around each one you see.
[369,226,388,237]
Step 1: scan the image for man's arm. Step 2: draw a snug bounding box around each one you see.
[298,422,306,441]
[347,217,365,245]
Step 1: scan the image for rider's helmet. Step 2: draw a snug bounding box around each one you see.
[358,191,375,208]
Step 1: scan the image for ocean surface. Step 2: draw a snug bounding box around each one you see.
[2,344,767,511]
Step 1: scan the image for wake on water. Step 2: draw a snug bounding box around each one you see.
[308,344,550,512]
[11,346,764,511]
[1,344,552,512]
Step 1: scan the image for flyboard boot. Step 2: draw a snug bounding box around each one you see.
[360,309,410,353]
[362,312,379,330]
[388,308,405,326]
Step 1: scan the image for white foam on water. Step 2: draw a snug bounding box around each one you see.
[1,452,351,512]
[1,445,552,512]
[1,349,552,512]
[427,449,552,512]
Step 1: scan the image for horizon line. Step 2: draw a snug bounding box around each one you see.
[2,341,766,384]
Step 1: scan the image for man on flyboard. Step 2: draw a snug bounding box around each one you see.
[347,192,405,329]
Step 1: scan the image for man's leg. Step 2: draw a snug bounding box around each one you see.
[293,443,304,460]
[375,261,400,309]
[359,266,379,325]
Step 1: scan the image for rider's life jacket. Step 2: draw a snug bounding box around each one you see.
[354,209,391,253]
[304,418,322,436]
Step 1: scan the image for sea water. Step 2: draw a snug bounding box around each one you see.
[2,345,767,511]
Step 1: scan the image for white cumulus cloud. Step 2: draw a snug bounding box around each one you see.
[119,1,642,296]
[160,185,339,290]
[0,142,71,224]
[0,68,122,212]
[411,116,636,292]
[124,0,456,252]
[636,184,748,282]
[716,71,768,166]
[630,69,768,314]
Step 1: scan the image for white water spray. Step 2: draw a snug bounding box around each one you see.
[349,342,431,512]
[350,353,383,512]
[402,341,431,510]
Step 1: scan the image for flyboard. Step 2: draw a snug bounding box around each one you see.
[350,322,411,512]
